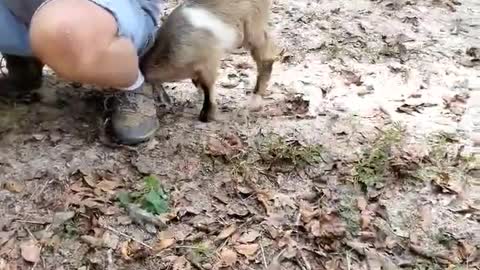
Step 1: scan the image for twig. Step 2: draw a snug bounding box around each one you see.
[17,220,50,225]
[299,248,312,270]
[23,226,37,243]
[346,251,351,270]
[260,239,268,269]
[176,245,208,250]
[30,225,51,270]
[102,224,153,250]
[30,179,52,201]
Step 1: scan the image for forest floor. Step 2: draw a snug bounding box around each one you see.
[1,0,480,269]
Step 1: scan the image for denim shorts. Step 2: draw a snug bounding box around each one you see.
[0,0,160,57]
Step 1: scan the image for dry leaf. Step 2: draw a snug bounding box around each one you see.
[20,240,41,263]
[235,243,259,256]
[80,235,104,247]
[357,196,368,211]
[300,202,318,223]
[311,212,347,239]
[82,175,96,188]
[273,194,296,209]
[102,232,119,249]
[216,225,237,241]
[154,238,175,251]
[220,248,238,266]
[120,241,132,261]
[0,238,16,257]
[96,179,122,192]
[309,220,321,237]
[0,259,16,270]
[419,205,432,231]
[172,256,191,270]
[206,137,227,156]
[360,210,373,229]
[51,211,75,230]
[0,231,14,246]
[257,191,273,215]
[237,230,261,244]
[3,181,25,193]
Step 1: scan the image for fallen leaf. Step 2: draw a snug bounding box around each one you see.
[96,179,122,192]
[313,212,346,238]
[220,248,237,267]
[237,230,261,244]
[206,137,228,156]
[299,202,318,223]
[80,235,104,247]
[273,194,297,209]
[154,238,175,251]
[120,241,132,261]
[20,240,41,263]
[3,181,25,193]
[0,231,14,246]
[357,196,368,211]
[419,205,432,231]
[119,241,150,261]
[265,212,288,229]
[216,225,237,241]
[360,210,374,229]
[309,220,321,237]
[102,232,119,249]
[51,211,75,230]
[172,256,191,270]
[257,191,273,215]
[0,259,16,270]
[341,70,363,86]
[235,244,259,256]
[267,251,284,270]
[82,175,96,188]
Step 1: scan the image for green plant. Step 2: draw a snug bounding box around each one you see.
[257,134,324,168]
[118,175,169,215]
[353,123,405,187]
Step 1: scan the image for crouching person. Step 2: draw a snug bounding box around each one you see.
[0,0,164,145]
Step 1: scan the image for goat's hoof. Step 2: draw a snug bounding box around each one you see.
[248,94,263,112]
[199,108,217,122]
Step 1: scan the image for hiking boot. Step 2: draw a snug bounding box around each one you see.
[111,84,159,145]
[0,54,44,98]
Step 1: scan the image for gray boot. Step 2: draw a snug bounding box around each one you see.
[111,84,159,145]
[0,54,44,98]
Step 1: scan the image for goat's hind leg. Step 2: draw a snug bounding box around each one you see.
[195,59,220,122]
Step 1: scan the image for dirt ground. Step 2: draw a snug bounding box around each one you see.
[1,0,480,269]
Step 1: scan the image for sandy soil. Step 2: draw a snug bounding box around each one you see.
[1,0,479,269]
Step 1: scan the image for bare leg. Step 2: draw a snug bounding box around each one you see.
[28,0,160,145]
[29,0,139,88]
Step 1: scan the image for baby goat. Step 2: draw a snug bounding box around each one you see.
[140,0,279,122]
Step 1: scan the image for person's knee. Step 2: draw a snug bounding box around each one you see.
[29,0,119,79]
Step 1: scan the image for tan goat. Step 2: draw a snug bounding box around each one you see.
[140,0,280,122]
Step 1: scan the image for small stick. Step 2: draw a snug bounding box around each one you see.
[102,224,153,250]
[260,239,268,269]
[299,249,312,270]
[30,225,51,270]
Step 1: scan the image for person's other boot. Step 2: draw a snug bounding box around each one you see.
[111,83,159,145]
[0,54,44,98]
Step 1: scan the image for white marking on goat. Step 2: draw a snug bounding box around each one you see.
[182,7,237,50]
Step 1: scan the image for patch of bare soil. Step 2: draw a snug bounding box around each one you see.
[1,0,479,269]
